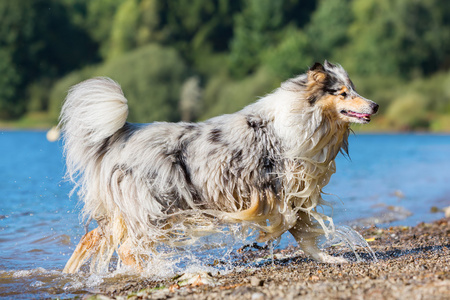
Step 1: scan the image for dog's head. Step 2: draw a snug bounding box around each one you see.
[303,61,379,124]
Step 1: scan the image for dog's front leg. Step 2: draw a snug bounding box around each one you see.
[118,238,144,272]
[289,211,347,264]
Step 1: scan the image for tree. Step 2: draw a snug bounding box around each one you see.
[108,0,141,59]
[228,0,284,77]
[0,49,22,118]
[343,0,450,77]
[50,44,188,123]
[305,0,353,61]
[228,0,316,78]
[82,0,124,58]
[262,27,312,79]
[0,0,97,119]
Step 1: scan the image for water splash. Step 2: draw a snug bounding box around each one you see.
[269,241,274,267]
[97,224,260,279]
[322,225,378,262]
[0,224,378,299]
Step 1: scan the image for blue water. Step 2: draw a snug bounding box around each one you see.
[325,133,450,225]
[1,131,450,298]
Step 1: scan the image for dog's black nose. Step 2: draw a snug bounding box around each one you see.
[371,102,379,114]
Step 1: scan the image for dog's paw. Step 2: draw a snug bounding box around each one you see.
[316,252,348,264]
[177,271,217,287]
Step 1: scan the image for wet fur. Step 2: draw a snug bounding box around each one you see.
[60,61,378,273]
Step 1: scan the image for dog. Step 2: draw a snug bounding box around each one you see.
[60,61,378,273]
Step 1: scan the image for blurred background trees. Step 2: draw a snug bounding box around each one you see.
[1,0,450,131]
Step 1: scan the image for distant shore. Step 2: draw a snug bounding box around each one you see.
[2,124,450,135]
[85,217,450,300]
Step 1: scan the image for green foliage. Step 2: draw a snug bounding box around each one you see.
[386,93,429,130]
[201,67,278,120]
[262,27,311,80]
[164,0,240,56]
[228,0,284,77]
[364,70,450,131]
[350,75,404,115]
[84,0,124,56]
[2,0,450,132]
[430,115,450,132]
[0,48,21,118]
[50,44,187,123]
[108,0,141,60]
[306,0,353,61]
[342,0,450,77]
[228,0,317,78]
[0,0,97,119]
[101,0,242,64]
[101,44,187,122]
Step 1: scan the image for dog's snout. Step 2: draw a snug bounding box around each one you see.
[371,102,379,114]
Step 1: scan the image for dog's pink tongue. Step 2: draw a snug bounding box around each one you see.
[352,112,371,118]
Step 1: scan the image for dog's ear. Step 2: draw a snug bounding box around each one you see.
[308,62,327,83]
[310,62,324,72]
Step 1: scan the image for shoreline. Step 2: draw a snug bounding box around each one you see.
[2,128,450,135]
[1,122,450,135]
[85,217,450,300]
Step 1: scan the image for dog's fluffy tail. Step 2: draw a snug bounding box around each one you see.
[60,78,130,273]
[59,77,128,183]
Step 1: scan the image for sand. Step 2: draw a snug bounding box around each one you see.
[85,217,450,300]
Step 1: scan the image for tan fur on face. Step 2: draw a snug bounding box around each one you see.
[340,96,373,111]
[314,89,375,124]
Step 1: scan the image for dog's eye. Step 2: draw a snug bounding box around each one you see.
[340,92,347,97]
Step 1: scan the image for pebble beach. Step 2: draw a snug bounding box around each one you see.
[84,217,450,300]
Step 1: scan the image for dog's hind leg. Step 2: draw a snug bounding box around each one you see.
[63,228,101,273]
[289,211,347,264]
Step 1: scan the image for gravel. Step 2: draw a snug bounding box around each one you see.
[85,218,450,300]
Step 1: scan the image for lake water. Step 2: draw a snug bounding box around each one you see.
[1,131,450,299]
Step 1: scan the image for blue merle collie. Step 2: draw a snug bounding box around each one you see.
[60,61,378,273]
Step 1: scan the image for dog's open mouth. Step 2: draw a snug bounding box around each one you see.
[340,110,371,122]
